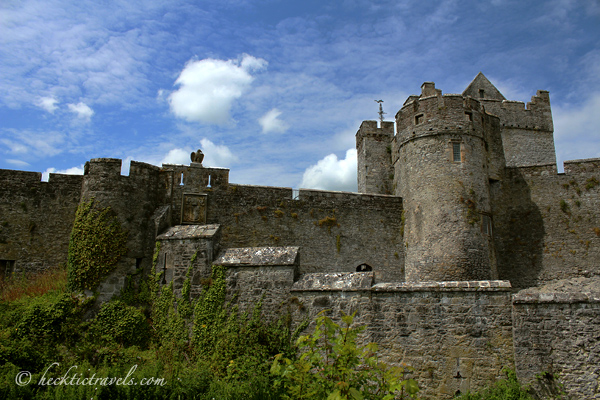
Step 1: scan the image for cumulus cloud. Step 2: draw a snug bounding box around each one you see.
[67,102,94,122]
[35,96,59,113]
[200,138,238,168]
[168,54,267,124]
[258,108,289,134]
[41,165,85,182]
[160,148,190,165]
[300,149,357,192]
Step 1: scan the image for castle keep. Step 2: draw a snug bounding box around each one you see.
[1,73,599,398]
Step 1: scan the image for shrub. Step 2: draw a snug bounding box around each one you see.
[456,368,534,399]
[91,300,150,347]
[271,311,419,400]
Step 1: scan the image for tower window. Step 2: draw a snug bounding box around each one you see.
[465,112,473,122]
[452,142,462,162]
[479,89,485,99]
[481,214,493,236]
[415,114,423,125]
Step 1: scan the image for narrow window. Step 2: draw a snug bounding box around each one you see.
[161,253,167,284]
[481,214,492,236]
[415,114,424,125]
[179,172,184,186]
[465,111,473,122]
[207,174,212,188]
[452,142,461,162]
[292,188,300,200]
[479,89,485,99]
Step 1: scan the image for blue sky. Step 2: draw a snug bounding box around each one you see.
[1,0,599,191]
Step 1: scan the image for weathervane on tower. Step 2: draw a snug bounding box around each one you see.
[375,100,386,125]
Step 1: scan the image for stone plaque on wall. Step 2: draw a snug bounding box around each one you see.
[181,193,207,224]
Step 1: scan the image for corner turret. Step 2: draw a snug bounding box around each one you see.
[356,120,394,194]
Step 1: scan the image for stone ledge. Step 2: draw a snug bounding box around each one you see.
[291,272,373,292]
[215,246,299,266]
[512,292,600,304]
[156,224,221,240]
[372,280,512,292]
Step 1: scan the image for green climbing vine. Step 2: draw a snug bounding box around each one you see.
[67,199,128,292]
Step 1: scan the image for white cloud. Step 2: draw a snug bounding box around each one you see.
[67,102,94,122]
[6,159,30,167]
[168,54,267,124]
[35,96,59,113]
[41,164,84,182]
[300,148,357,192]
[200,138,238,168]
[258,108,289,134]
[0,129,66,156]
[160,148,190,165]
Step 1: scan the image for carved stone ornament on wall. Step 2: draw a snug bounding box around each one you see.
[181,193,208,224]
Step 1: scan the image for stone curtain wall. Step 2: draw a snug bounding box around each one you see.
[0,169,83,274]
[493,160,600,289]
[207,185,404,283]
[292,278,514,399]
[513,292,600,399]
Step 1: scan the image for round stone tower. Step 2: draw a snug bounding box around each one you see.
[393,82,499,282]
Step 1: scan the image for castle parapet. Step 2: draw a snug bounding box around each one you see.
[563,157,600,175]
[355,120,394,147]
[84,158,122,177]
[395,89,490,146]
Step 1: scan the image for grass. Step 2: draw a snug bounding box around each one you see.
[0,267,67,302]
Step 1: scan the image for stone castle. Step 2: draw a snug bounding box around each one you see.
[1,73,599,398]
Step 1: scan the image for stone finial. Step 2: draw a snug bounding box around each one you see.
[191,149,204,164]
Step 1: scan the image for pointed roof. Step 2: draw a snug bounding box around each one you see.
[462,72,506,101]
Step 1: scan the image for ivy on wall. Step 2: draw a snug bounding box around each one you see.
[67,199,128,292]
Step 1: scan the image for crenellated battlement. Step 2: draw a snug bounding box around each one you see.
[482,90,553,132]
[0,168,84,188]
[355,120,394,148]
[84,158,122,177]
[395,86,491,147]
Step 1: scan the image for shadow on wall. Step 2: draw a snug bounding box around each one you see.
[492,168,544,289]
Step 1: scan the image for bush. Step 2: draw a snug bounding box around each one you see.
[456,368,534,400]
[271,311,419,400]
[90,300,150,348]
